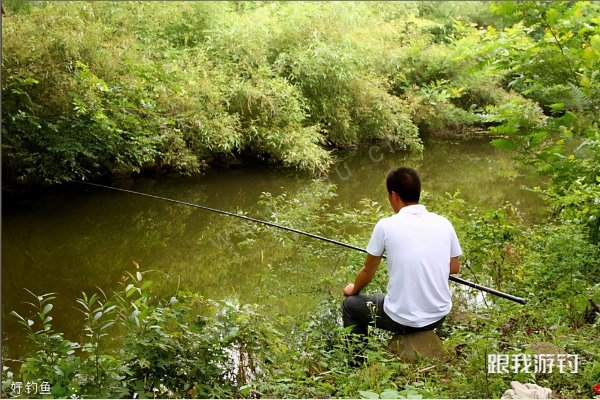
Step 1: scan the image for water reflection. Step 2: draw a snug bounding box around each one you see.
[2,138,544,359]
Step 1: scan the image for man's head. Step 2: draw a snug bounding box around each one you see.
[386,167,421,212]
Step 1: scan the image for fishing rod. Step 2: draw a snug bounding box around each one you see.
[78,181,527,305]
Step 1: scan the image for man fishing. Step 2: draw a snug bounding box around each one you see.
[342,167,462,344]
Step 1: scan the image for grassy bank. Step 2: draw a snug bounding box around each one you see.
[2,185,599,398]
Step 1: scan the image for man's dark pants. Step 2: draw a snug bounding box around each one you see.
[342,294,445,336]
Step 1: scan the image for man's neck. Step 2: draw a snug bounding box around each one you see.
[395,202,419,213]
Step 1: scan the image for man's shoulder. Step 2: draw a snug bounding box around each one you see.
[374,215,394,228]
[426,211,456,229]
[376,210,455,228]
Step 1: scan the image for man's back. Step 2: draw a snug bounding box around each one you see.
[342,167,461,344]
[366,204,462,327]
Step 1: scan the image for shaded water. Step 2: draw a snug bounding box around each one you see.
[2,138,544,359]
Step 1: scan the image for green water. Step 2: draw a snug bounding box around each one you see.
[1,138,544,359]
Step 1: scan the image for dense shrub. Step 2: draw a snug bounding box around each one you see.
[2,1,532,186]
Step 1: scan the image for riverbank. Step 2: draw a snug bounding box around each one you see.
[1,138,542,358]
[2,180,598,398]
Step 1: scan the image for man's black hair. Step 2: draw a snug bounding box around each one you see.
[386,167,421,203]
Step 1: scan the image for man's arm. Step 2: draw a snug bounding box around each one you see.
[343,254,383,296]
[450,256,460,275]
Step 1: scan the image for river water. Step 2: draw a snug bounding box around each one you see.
[2,138,544,359]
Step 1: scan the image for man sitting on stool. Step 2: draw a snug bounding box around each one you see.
[342,167,461,360]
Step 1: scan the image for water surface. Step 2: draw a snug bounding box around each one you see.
[2,138,544,358]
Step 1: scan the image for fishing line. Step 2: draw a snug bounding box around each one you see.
[77,181,527,305]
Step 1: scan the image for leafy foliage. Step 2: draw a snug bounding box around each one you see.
[4,183,599,398]
[479,1,600,243]
[2,1,600,399]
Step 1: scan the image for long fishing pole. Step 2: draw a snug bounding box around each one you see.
[78,181,527,305]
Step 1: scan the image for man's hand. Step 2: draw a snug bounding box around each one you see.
[343,254,383,297]
[343,283,355,297]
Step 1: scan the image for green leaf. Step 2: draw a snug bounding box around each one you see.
[104,305,117,314]
[549,102,565,115]
[490,138,516,151]
[403,389,422,399]
[11,311,27,323]
[224,326,240,341]
[100,321,115,330]
[141,280,153,290]
[380,389,402,399]
[358,391,380,399]
[42,303,53,315]
[239,385,252,397]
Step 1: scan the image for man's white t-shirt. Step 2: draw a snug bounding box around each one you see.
[366,204,462,327]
